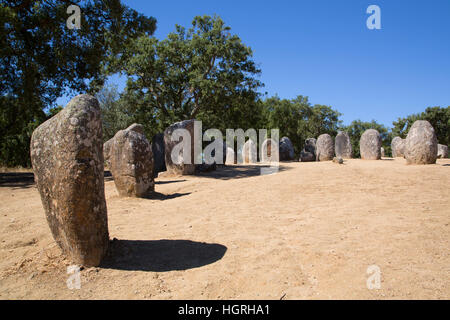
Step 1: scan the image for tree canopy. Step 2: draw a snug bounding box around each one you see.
[0,0,156,166]
[0,3,448,167]
[118,15,263,139]
[262,95,341,154]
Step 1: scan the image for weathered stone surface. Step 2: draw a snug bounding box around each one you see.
[437,144,449,159]
[316,134,334,161]
[261,139,279,163]
[360,129,381,160]
[381,147,385,157]
[391,137,405,158]
[404,120,438,165]
[299,151,315,162]
[152,133,166,177]
[109,124,154,197]
[335,131,352,159]
[30,94,109,267]
[164,120,196,175]
[299,138,316,162]
[103,138,113,168]
[242,139,257,163]
[279,137,295,161]
[304,138,316,154]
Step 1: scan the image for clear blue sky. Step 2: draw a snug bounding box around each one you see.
[62,0,450,128]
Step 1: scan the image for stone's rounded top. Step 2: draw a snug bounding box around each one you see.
[410,120,434,130]
[392,136,402,144]
[317,133,332,140]
[127,123,144,134]
[164,119,196,134]
[361,129,380,137]
[280,137,292,145]
[65,94,100,111]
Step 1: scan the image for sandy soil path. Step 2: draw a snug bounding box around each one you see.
[0,158,449,299]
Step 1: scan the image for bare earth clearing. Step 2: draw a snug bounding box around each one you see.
[0,158,449,299]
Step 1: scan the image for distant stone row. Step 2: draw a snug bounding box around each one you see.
[297,121,448,164]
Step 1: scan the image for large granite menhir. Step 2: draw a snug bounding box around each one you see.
[391,137,405,158]
[335,131,352,159]
[360,129,381,160]
[279,137,295,161]
[30,94,109,267]
[109,124,154,197]
[437,144,449,159]
[404,120,437,165]
[152,133,166,177]
[316,134,334,161]
[164,120,196,175]
[299,138,316,162]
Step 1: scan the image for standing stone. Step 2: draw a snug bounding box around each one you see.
[299,138,316,162]
[242,139,257,163]
[109,124,154,197]
[30,94,109,267]
[299,150,316,162]
[261,139,279,163]
[404,120,438,165]
[391,137,405,158]
[279,137,295,161]
[437,144,449,159]
[103,137,113,168]
[360,129,381,160]
[316,134,334,161]
[304,138,317,154]
[381,147,385,157]
[152,133,166,177]
[164,120,196,175]
[335,131,352,159]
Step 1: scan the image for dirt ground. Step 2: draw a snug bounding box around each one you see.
[0,158,449,300]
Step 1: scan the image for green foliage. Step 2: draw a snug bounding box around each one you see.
[0,0,156,166]
[392,106,450,146]
[97,83,133,141]
[341,120,390,158]
[119,15,263,138]
[263,95,342,155]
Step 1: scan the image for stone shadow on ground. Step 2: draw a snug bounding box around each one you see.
[100,239,227,272]
[142,191,191,200]
[195,164,291,180]
[155,179,187,185]
[0,172,34,189]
